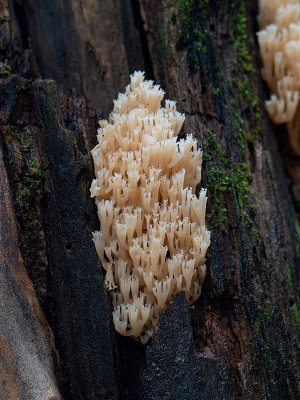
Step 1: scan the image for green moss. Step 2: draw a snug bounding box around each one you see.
[20,159,43,190]
[20,137,33,152]
[230,163,248,212]
[232,2,254,73]
[4,125,34,152]
[175,356,185,364]
[204,133,229,229]
[194,28,209,54]
[204,133,258,238]
[231,1,260,140]
[16,188,30,203]
[179,0,210,52]
[210,84,220,96]
[43,185,51,194]
[9,152,22,165]
[29,157,43,178]
[179,0,194,31]
[256,305,274,321]
[232,76,259,107]
[0,63,11,77]
[3,124,19,138]
[16,158,43,203]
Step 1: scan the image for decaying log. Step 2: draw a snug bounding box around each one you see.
[0,75,119,398]
[0,97,61,399]
[0,0,299,399]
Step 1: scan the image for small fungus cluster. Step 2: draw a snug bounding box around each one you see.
[257,0,300,154]
[91,72,210,343]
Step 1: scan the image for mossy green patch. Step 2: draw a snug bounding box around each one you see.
[20,137,33,152]
[16,188,30,203]
[29,157,43,178]
[43,185,51,194]
[9,152,22,165]
[204,159,229,229]
[204,133,259,239]
[16,158,43,203]
[0,63,11,77]
[194,28,209,54]
[232,2,254,73]
[231,1,260,140]
[232,76,259,108]
[209,82,220,96]
[179,0,210,68]
[3,124,19,138]
[230,163,251,218]
[204,133,229,229]
[16,171,43,247]
[179,0,194,30]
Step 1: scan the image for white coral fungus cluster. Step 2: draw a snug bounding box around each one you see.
[90,71,210,344]
[257,0,300,154]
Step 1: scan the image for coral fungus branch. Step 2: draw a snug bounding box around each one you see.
[257,0,300,154]
[91,72,210,343]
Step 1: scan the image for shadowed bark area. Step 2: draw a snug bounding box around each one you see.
[0,75,118,399]
[0,0,299,399]
[11,0,145,115]
[0,102,61,399]
[142,292,234,400]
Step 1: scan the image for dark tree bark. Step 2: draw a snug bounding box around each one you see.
[0,1,299,400]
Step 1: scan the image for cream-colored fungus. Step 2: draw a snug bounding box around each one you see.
[257,0,300,154]
[91,71,210,343]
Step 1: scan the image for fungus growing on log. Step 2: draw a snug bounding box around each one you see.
[257,0,300,154]
[90,72,210,344]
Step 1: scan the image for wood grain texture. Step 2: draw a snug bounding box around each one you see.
[0,102,61,400]
[0,0,299,399]
[138,1,300,398]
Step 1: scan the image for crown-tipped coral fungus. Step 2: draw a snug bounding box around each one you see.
[257,0,300,154]
[90,72,210,343]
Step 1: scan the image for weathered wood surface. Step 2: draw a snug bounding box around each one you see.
[0,75,119,399]
[0,0,299,399]
[0,86,61,399]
